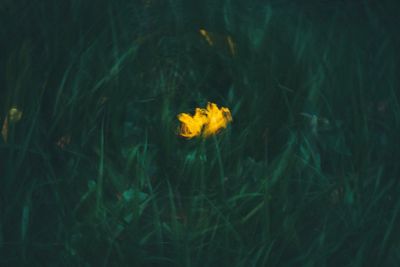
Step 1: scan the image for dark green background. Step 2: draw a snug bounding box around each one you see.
[1,1,399,266]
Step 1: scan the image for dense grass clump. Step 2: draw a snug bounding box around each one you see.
[1,1,399,266]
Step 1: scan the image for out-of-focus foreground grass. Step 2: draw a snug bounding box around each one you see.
[0,1,399,266]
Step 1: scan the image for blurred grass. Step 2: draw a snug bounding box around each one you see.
[0,0,399,266]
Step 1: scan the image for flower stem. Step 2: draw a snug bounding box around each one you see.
[213,135,225,197]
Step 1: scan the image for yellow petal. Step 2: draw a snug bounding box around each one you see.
[202,102,232,137]
[177,110,207,138]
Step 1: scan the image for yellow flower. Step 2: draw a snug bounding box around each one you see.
[177,102,232,139]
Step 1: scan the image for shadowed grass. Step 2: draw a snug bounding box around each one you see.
[0,0,399,266]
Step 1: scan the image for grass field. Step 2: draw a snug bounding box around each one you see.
[1,1,399,266]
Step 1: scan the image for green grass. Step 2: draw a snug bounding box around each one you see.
[1,0,399,266]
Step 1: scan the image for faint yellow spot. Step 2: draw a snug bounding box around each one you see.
[199,29,214,46]
[226,36,236,56]
[142,0,153,8]
[8,107,22,122]
[1,106,23,143]
[56,134,71,149]
[98,96,108,105]
[177,102,232,139]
